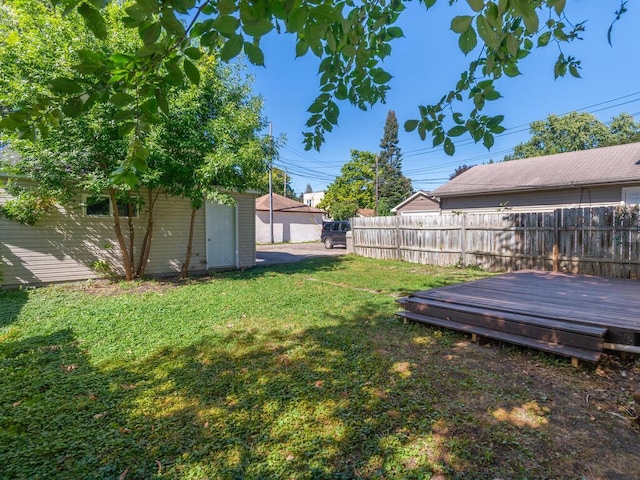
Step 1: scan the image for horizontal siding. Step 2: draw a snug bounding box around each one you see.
[397,196,440,214]
[144,195,206,275]
[236,194,255,268]
[441,185,625,212]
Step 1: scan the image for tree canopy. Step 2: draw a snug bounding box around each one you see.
[319,150,376,218]
[0,0,628,181]
[0,0,267,279]
[378,110,412,210]
[506,112,640,160]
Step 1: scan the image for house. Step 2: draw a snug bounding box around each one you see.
[0,154,256,287]
[302,190,325,208]
[356,208,375,217]
[391,190,440,216]
[255,192,325,243]
[433,142,640,213]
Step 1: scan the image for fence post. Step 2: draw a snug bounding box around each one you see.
[460,214,467,268]
[396,216,401,260]
[553,209,559,272]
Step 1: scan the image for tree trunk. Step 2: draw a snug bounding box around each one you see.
[180,207,197,278]
[110,189,133,281]
[127,198,135,276]
[136,189,158,278]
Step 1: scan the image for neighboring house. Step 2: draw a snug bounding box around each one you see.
[433,142,640,213]
[356,208,375,217]
[391,190,440,216]
[256,192,325,243]
[0,159,256,287]
[303,190,325,208]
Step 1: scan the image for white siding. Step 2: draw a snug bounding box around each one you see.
[236,194,256,268]
[256,211,324,243]
[1,188,209,287]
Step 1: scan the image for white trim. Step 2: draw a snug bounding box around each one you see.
[82,194,111,217]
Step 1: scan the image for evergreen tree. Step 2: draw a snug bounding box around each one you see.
[378,110,412,212]
[304,184,313,194]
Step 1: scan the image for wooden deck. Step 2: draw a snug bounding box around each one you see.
[396,270,640,364]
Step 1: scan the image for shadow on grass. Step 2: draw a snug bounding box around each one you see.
[0,302,458,479]
[0,288,29,328]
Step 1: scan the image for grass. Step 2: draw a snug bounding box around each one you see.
[0,255,638,479]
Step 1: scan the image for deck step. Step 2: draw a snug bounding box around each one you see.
[396,310,602,363]
[397,296,607,354]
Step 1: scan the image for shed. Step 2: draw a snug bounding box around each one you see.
[433,142,640,213]
[391,190,440,216]
[255,192,325,243]
[0,165,256,287]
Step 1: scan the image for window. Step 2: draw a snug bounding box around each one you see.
[84,195,110,216]
[83,195,138,217]
[623,187,640,205]
[117,201,138,218]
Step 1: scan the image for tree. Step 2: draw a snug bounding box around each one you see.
[319,150,376,218]
[330,201,359,221]
[304,184,313,194]
[0,1,267,280]
[378,110,412,211]
[1,0,627,169]
[506,112,640,160]
[449,164,474,180]
[253,167,296,199]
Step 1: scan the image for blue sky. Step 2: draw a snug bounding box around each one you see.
[244,1,640,196]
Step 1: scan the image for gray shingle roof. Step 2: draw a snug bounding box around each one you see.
[433,142,640,197]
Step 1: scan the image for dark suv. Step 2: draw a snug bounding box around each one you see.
[321,221,350,249]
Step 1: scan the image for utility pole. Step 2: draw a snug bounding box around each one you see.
[269,122,274,244]
[283,171,287,197]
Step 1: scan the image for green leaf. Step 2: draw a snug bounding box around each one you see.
[569,63,581,78]
[476,15,498,49]
[243,42,265,66]
[325,101,339,125]
[183,59,200,85]
[505,33,519,57]
[243,18,273,37]
[287,6,308,33]
[142,22,162,44]
[537,31,551,47]
[218,0,237,15]
[372,70,392,85]
[48,78,84,94]
[307,100,325,114]
[220,34,244,61]
[386,26,404,38]
[466,0,485,12]
[213,15,240,36]
[183,47,203,60]
[451,15,473,34]
[110,92,135,107]
[483,132,495,149]
[295,39,309,57]
[335,83,348,100]
[553,0,566,16]
[118,122,136,137]
[513,0,539,33]
[504,63,520,77]
[77,2,107,39]
[444,137,455,156]
[447,125,467,137]
[459,26,478,54]
[155,90,169,115]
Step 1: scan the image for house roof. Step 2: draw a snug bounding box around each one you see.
[255,192,325,213]
[433,142,640,198]
[356,208,375,217]
[391,190,438,211]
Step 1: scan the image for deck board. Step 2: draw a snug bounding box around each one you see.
[398,270,640,362]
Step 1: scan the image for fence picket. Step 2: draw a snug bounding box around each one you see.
[351,207,640,279]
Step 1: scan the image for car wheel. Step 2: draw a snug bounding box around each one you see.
[324,237,334,249]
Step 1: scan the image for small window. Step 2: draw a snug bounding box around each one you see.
[331,223,340,231]
[117,202,138,218]
[85,195,111,216]
[623,187,640,205]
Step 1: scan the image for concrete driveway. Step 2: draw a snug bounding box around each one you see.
[256,242,348,266]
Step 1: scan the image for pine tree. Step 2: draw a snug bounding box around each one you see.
[378,110,412,212]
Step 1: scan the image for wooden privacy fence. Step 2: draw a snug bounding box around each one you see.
[351,207,640,278]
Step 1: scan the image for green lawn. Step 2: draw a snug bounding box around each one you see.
[1,255,638,479]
